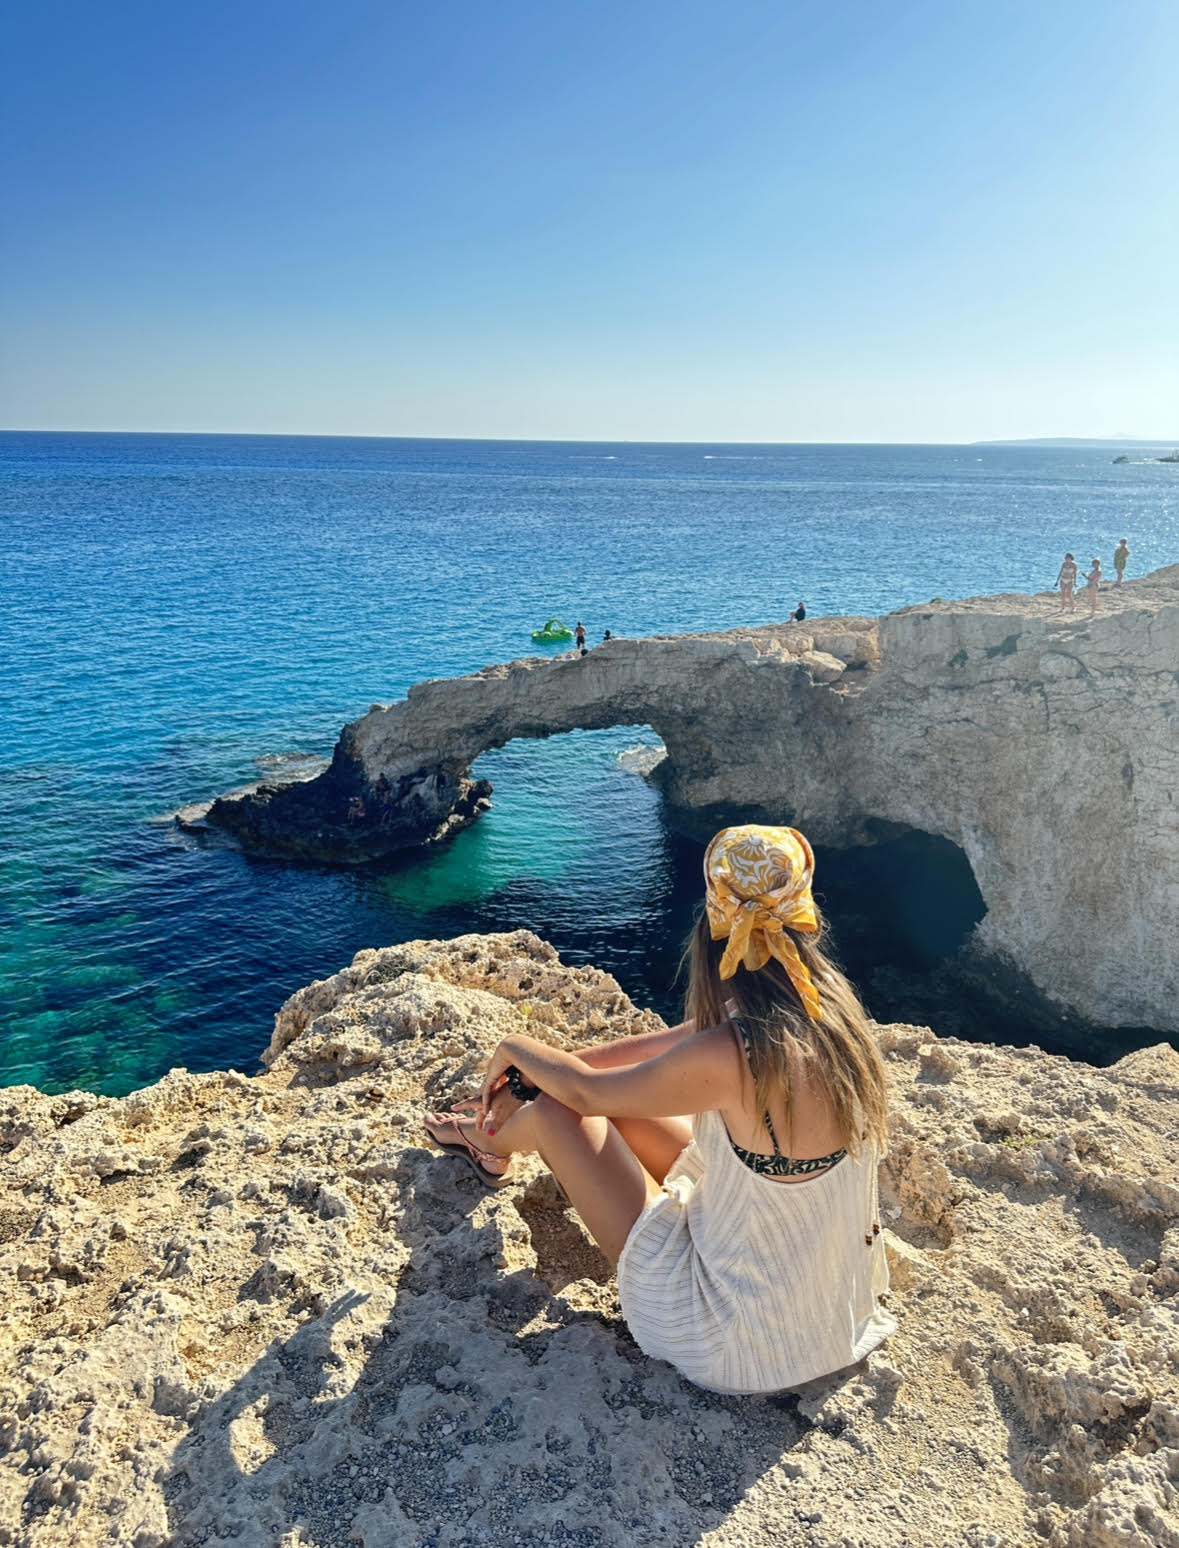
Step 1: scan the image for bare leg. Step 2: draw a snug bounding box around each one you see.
[468,1102,688,1185]
[460,1095,662,1265]
[482,1104,689,1183]
[611,1115,692,1183]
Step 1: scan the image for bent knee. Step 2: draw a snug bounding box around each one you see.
[532,1091,580,1125]
[532,1092,601,1135]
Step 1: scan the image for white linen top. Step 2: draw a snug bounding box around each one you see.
[616,1107,895,1394]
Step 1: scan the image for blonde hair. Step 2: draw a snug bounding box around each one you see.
[684,908,889,1157]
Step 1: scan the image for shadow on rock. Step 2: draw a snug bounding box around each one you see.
[162,1154,824,1548]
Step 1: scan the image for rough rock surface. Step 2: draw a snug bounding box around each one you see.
[198,570,1179,1033]
[1,932,1176,1548]
[202,760,493,864]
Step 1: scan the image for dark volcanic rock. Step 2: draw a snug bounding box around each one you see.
[205,743,492,863]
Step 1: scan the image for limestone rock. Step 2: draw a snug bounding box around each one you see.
[197,569,1179,1032]
[1,932,1176,1547]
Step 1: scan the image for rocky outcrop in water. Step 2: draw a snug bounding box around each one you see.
[205,755,492,864]
[198,569,1179,1033]
[1,932,1176,1548]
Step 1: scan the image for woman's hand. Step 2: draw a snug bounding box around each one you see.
[480,1081,523,1136]
[479,1036,528,1126]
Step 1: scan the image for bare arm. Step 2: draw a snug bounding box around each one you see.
[474,1022,697,1127]
[479,1025,741,1124]
[576,1019,697,1070]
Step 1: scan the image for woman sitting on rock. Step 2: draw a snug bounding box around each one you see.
[424,825,896,1394]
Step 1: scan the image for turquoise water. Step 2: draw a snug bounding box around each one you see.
[2,432,1175,1094]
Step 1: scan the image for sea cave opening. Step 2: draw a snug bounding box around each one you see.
[812,825,989,1034]
[808,824,1146,1061]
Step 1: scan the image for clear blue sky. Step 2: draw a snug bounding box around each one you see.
[2,0,1176,441]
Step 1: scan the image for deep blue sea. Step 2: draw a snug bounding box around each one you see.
[2,432,1176,1095]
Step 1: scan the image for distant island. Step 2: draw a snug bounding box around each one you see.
[972,436,1178,449]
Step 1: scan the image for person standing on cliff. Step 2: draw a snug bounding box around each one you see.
[1113,538,1130,585]
[575,621,587,655]
[1083,557,1102,617]
[1055,553,1078,612]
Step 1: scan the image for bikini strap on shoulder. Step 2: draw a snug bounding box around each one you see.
[730,1015,782,1157]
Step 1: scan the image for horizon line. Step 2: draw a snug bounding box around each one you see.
[2,428,1177,448]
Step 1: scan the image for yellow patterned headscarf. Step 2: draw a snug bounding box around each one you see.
[704,824,822,1020]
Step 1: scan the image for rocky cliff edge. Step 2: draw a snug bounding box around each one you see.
[1,932,1177,1548]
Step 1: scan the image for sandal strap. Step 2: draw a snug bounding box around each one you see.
[433,1114,502,1166]
[462,1130,498,1163]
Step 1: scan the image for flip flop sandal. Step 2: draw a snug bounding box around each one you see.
[423,1112,512,1189]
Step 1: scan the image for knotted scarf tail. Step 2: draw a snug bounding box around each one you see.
[717,915,822,1022]
[775,934,823,1022]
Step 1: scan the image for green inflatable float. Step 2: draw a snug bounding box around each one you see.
[531,616,574,643]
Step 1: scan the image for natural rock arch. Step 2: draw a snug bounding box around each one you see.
[204,618,882,866]
[201,568,1179,1032]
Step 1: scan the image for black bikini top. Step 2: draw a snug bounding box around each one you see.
[729,1018,847,1178]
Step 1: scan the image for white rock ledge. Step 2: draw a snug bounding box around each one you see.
[1,932,1177,1548]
